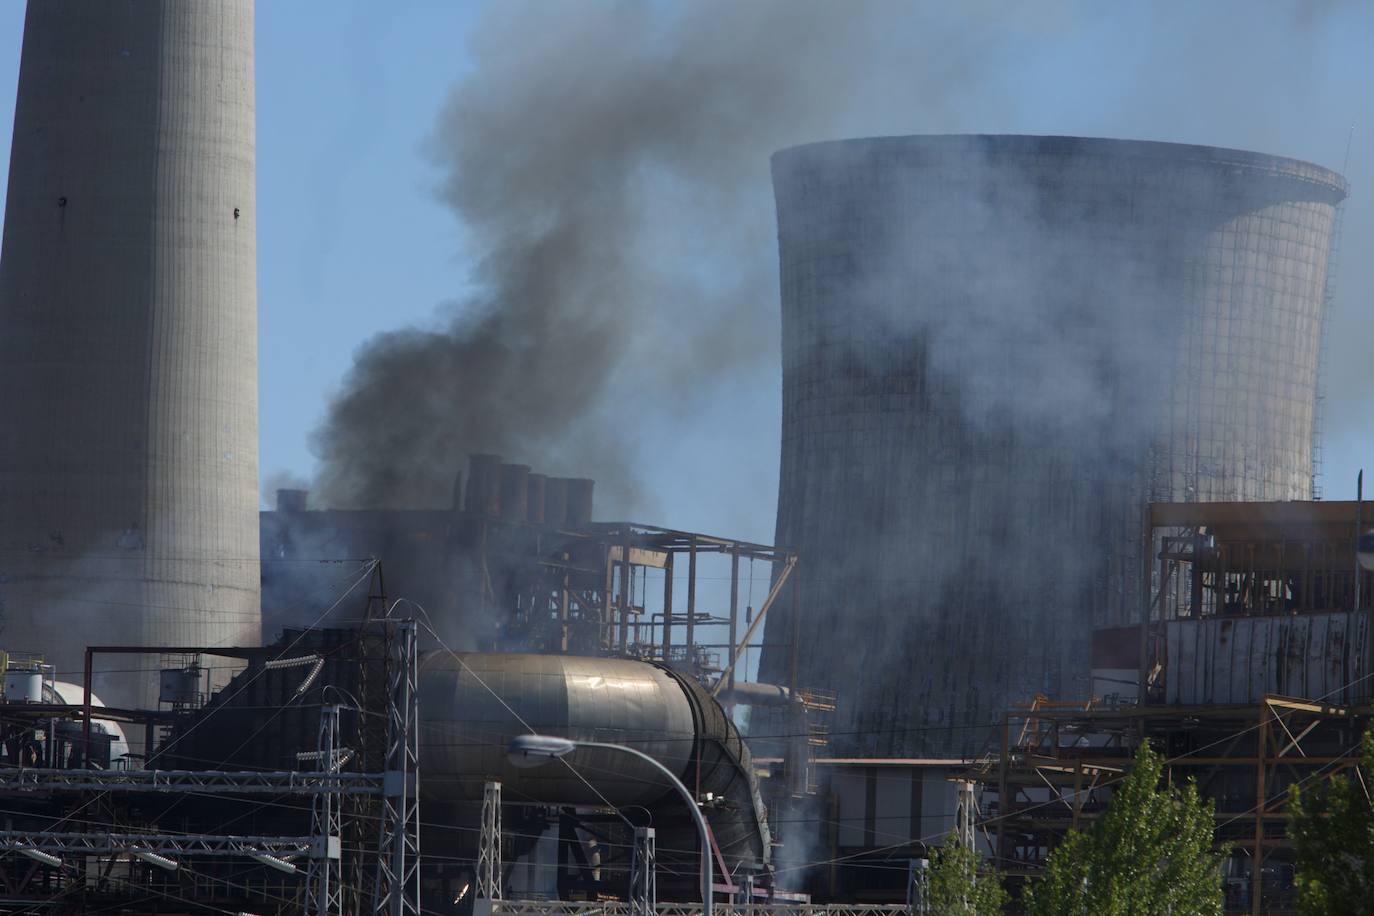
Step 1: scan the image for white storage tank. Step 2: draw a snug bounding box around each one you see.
[159,667,202,706]
[3,669,42,703]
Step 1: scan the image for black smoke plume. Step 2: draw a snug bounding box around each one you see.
[310,1,887,514]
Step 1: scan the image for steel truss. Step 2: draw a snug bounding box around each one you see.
[0,616,424,914]
[629,828,656,916]
[475,779,502,915]
[0,832,311,858]
[374,619,421,915]
[306,703,345,916]
[490,904,909,916]
[976,693,1369,914]
[0,766,384,794]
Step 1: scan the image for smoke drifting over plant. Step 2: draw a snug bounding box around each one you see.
[310,1,889,514]
[309,0,1374,524]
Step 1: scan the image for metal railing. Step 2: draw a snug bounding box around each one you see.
[0,765,384,794]
[492,903,911,916]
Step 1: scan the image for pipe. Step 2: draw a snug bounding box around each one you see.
[464,454,502,517]
[544,478,569,528]
[565,479,595,527]
[716,682,791,707]
[526,474,547,525]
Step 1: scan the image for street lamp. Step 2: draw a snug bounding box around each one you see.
[507,734,713,914]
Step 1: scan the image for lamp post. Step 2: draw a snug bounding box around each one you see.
[507,734,713,915]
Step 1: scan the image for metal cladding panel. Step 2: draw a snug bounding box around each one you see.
[0,2,259,708]
[1166,612,1370,705]
[758,135,1346,756]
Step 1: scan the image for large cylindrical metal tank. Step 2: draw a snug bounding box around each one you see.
[0,2,259,709]
[418,652,772,876]
[420,653,696,806]
[758,136,1347,755]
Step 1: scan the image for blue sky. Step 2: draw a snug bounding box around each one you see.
[1,2,1372,547]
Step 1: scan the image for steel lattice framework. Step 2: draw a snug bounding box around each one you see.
[0,832,311,858]
[0,767,384,794]
[489,904,910,916]
[0,618,422,914]
[373,619,421,915]
[476,779,502,913]
[630,828,656,916]
[306,703,346,916]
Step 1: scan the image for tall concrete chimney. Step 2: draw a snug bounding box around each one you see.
[0,2,260,708]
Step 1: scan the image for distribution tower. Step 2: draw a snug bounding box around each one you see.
[758,135,1347,756]
[0,2,259,708]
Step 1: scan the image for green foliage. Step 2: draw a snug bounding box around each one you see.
[1288,728,1374,915]
[924,831,1008,915]
[1024,741,1227,916]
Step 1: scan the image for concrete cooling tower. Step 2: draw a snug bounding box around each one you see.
[0,2,259,708]
[756,135,1346,756]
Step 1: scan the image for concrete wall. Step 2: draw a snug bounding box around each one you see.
[758,136,1346,755]
[0,2,259,708]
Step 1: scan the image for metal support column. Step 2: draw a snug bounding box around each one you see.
[374,620,421,916]
[686,539,697,666]
[996,720,1009,867]
[619,533,633,653]
[1251,702,1268,916]
[475,781,502,916]
[661,553,674,662]
[907,858,929,916]
[737,874,755,905]
[306,704,344,916]
[629,826,655,916]
[728,550,740,694]
[954,780,976,850]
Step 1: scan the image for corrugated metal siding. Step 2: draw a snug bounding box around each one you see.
[1166,611,1370,704]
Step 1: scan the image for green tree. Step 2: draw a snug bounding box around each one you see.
[924,831,1008,915]
[1025,741,1227,916]
[1288,728,1374,915]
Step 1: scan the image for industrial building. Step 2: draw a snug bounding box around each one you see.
[0,0,1366,912]
[974,497,1374,914]
[758,135,1348,757]
[0,1,261,713]
[0,458,836,912]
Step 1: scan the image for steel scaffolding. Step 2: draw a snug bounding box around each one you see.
[306,703,345,916]
[374,619,422,915]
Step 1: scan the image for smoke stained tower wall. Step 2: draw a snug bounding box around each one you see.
[757,135,1346,756]
[0,2,259,706]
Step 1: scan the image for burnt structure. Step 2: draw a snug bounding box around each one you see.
[758,135,1348,756]
[260,458,598,648]
[262,456,796,686]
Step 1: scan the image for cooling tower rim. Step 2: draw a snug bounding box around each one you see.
[773,134,1348,199]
